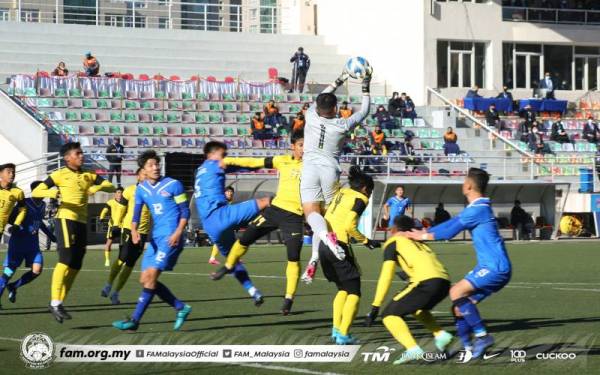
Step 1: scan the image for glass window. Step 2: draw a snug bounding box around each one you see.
[437,40,486,88]
[575,46,600,55]
[475,43,485,87]
[437,41,448,88]
[450,53,460,87]
[158,17,169,29]
[450,41,472,51]
[64,0,95,25]
[502,43,514,88]
[516,55,526,88]
[515,44,542,53]
[544,45,572,90]
[0,8,9,21]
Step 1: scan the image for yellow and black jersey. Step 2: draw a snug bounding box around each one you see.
[0,184,26,231]
[265,154,302,216]
[324,187,369,245]
[100,198,127,228]
[371,236,449,307]
[32,167,115,223]
[121,184,151,234]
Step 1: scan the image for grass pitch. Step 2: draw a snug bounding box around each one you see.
[1,240,599,375]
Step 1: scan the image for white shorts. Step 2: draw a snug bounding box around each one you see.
[300,163,341,205]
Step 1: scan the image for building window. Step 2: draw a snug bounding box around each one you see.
[437,41,485,88]
[0,8,9,21]
[504,43,542,89]
[158,17,170,29]
[106,14,124,27]
[21,9,39,23]
[574,47,600,91]
[544,45,572,90]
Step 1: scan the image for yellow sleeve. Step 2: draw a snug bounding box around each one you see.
[99,206,110,220]
[13,191,27,226]
[372,261,396,307]
[89,177,116,194]
[272,155,283,170]
[224,157,266,169]
[345,211,367,244]
[31,182,59,199]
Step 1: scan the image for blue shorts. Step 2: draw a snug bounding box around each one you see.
[141,235,184,272]
[202,200,260,256]
[4,236,43,269]
[465,265,511,303]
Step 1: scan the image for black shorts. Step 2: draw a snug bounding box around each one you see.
[118,229,147,267]
[56,218,87,270]
[319,241,361,295]
[107,226,121,241]
[239,205,304,261]
[382,278,450,318]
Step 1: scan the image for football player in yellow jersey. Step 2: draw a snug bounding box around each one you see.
[0,163,26,236]
[364,215,453,364]
[101,168,151,304]
[318,166,380,345]
[212,131,304,315]
[208,186,235,265]
[99,187,126,267]
[32,142,116,323]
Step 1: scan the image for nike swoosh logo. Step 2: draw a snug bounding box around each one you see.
[483,353,500,360]
[291,233,302,236]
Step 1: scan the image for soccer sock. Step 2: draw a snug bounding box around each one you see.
[332,290,348,330]
[285,261,300,299]
[310,233,320,261]
[61,267,80,301]
[107,259,124,286]
[104,250,110,264]
[210,245,219,259]
[51,262,69,303]
[414,309,443,337]
[114,265,134,292]
[9,271,39,290]
[383,315,419,350]
[232,263,256,295]
[225,241,248,269]
[339,294,360,336]
[155,282,185,311]
[131,288,156,323]
[455,298,487,337]
[454,317,473,348]
[307,212,328,237]
[0,271,12,297]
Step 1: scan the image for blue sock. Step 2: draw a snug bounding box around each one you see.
[131,288,155,323]
[232,263,254,291]
[456,298,487,337]
[0,273,11,298]
[9,271,38,289]
[455,317,473,348]
[155,282,184,311]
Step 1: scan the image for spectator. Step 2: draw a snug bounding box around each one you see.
[550,116,570,144]
[52,62,69,77]
[289,46,310,93]
[496,85,514,102]
[443,127,460,156]
[106,137,124,186]
[301,102,310,116]
[372,105,396,130]
[264,100,284,129]
[402,94,417,122]
[539,72,556,99]
[292,113,305,132]
[369,125,387,155]
[434,203,451,225]
[528,126,548,154]
[251,112,271,140]
[583,116,599,144]
[511,200,534,240]
[400,129,416,155]
[519,120,533,142]
[443,126,458,143]
[485,103,501,129]
[465,85,482,98]
[520,104,537,127]
[83,51,100,77]
[338,101,353,119]
[388,91,404,118]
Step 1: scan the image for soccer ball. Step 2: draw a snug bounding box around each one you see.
[559,215,583,236]
[344,56,372,80]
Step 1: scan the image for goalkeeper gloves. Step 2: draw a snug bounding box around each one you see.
[364,305,380,327]
[334,71,350,88]
[361,73,372,94]
[301,259,319,285]
[363,239,381,250]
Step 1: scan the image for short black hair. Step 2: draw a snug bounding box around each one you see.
[348,166,374,194]
[393,215,414,232]
[316,92,337,113]
[203,141,227,155]
[135,167,143,175]
[225,186,235,193]
[137,150,160,168]
[0,163,16,171]
[514,200,521,205]
[60,142,81,157]
[30,180,42,191]
[115,186,124,192]
[467,167,490,194]
[291,129,304,144]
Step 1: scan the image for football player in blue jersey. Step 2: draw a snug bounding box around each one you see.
[113,151,192,332]
[0,181,56,307]
[195,141,271,306]
[383,186,412,226]
[403,168,511,358]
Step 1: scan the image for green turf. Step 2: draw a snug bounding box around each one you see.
[1,241,600,374]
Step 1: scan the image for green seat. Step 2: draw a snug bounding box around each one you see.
[392,129,404,138]
[196,126,208,136]
[354,127,368,137]
[372,96,387,105]
[53,99,67,108]
[23,87,37,97]
[36,98,52,107]
[125,101,137,109]
[183,101,194,110]
[421,141,431,149]
[588,143,598,152]
[182,127,193,135]
[274,94,285,102]
[138,126,151,135]
[167,113,179,123]
[365,117,378,126]
[279,128,289,137]
[141,101,154,110]
[109,125,122,135]
[222,93,235,101]
[195,114,208,123]
[153,126,165,135]
[417,129,431,138]
[289,105,301,114]
[431,129,442,138]
[69,88,82,98]
[349,95,361,104]
[196,92,208,101]
[382,129,391,137]
[550,142,562,152]
[113,91,123,99]
[65,111,78,121]
[261,94,272,102]
[238,114,250,123]
[223,103,236,112]
[155,91,166,99]
[575,143,586,152]
[209,114,222,123]
[209,103,222,111]
[94,125,108,135]
[110,113,123,122]
[98,90,110,98]
[125,113,137,122]
[97,99,109,109]
[236,93,248,101]
[300,94,311,103]
[54,88,67,97]
[223,127,235,136]
[182,92,193,100]
[152,113,165,122]
[63,125,77,135]
[238,127,250,136]
[82,99,94,109]
[402,118,414,127]
[81,112,93,121]
[432,140,443,150]
[169,101,183,110]
[249,103,261,112]
[336,95,348,103]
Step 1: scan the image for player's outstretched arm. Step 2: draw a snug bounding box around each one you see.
[223,157,266,173]
[31,177,59,200]
[168,181,190,247]
[405,216,466,241]
[99,205,110,221]
[346,74,372,131]
[88,175,116,194]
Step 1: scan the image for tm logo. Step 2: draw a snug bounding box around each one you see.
[361,346,396,362]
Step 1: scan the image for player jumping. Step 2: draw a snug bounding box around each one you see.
[0,181,57,307]
[365,215,453,364]
[211,131,305,315]
[208,186,235,265]
[113,151,191,331]
[99,187,126,267]
[32,142,116,323]
[195,141,270,306]
[403,168,511,358]
[300,70,372,283]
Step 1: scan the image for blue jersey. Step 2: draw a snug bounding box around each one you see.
[387,196,411,218]
[429,197,511,273]
[134,177,189,238]
[9,198,52,241]
[194,160,228,218]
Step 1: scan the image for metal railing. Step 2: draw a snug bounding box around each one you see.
[0,0,281,33]
[502,6,600,25]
